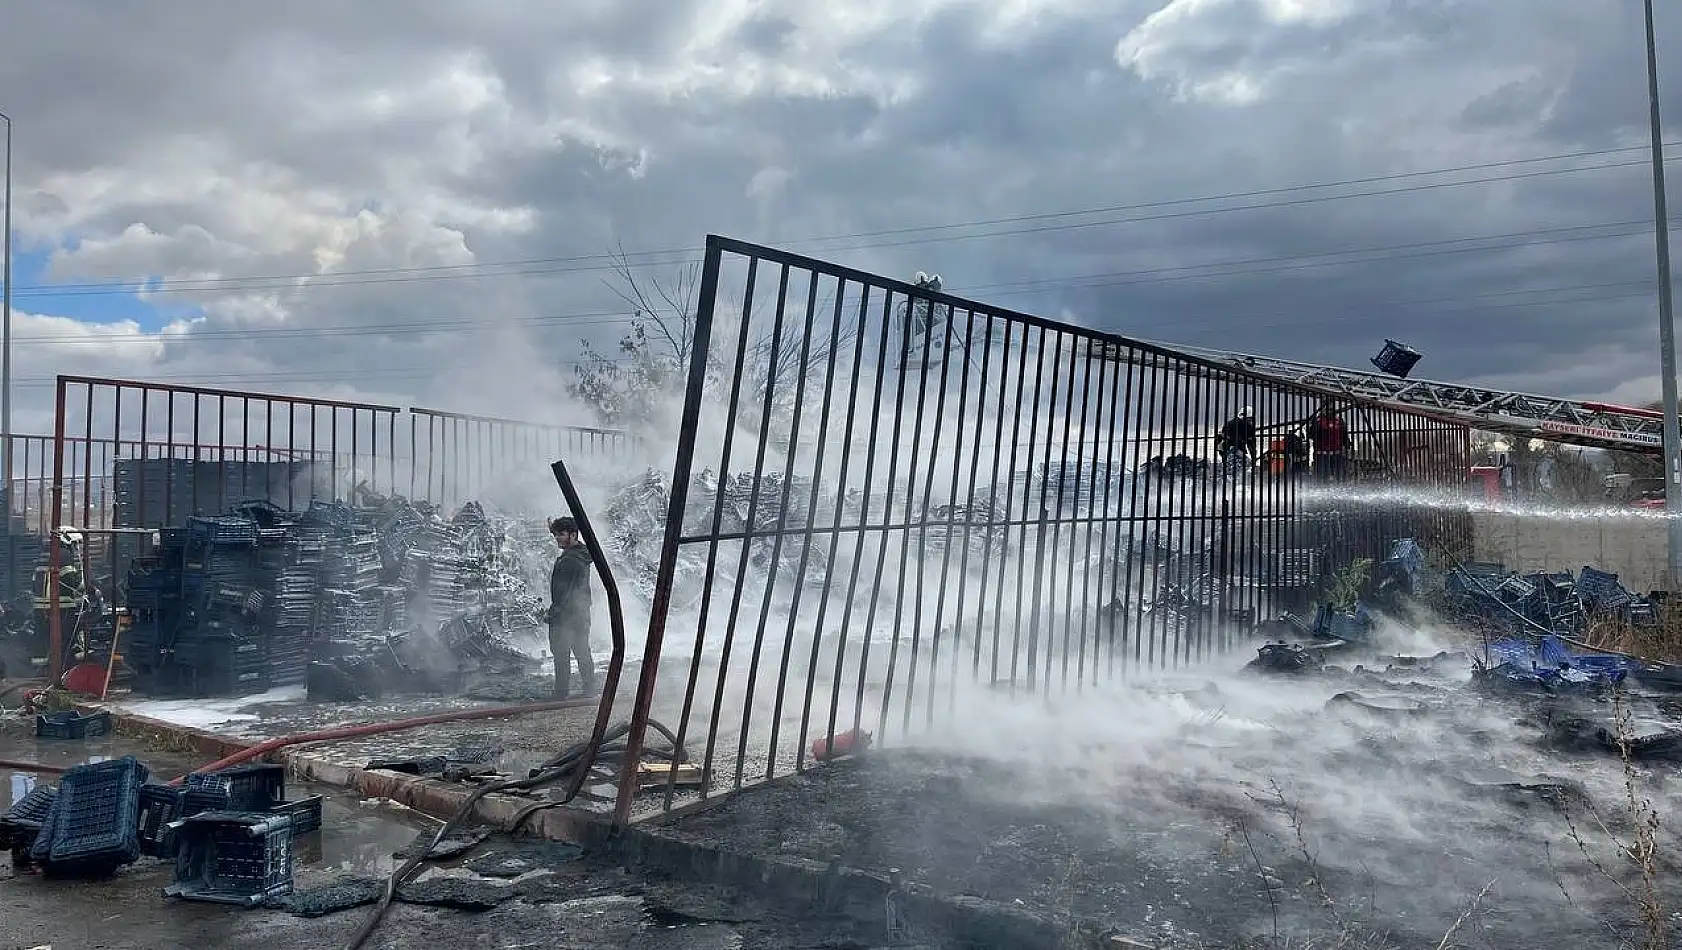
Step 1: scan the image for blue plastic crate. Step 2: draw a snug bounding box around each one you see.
[164,811,295,906]
[269,795,324,837]
[28,796,57,864]
[0,785,56,852]
[137,784,185,858]
[38,756,149,874]
[187,516,260,546]
[35,710,113,740]
[187,763,285,812]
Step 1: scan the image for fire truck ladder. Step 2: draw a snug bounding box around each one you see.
[1089,340,1664,455]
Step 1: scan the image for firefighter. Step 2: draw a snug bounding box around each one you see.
[544,516,596,698]
[1284,428,1310,477]
[1216,406,1257,471]
[1309,401,1349,481]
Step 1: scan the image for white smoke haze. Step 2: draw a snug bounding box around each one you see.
[445,281,1681,946]
[33,247,1675,944]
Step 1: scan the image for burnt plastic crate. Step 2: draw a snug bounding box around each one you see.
[268,795,324,837]
[0,784,57,852]
[137,784,186,858]
[186,763,285,812]
[28,795,57,863]
[35,710,113,740]
[164,811,294,906]
[39,756,149,873]
[3,784,56,826]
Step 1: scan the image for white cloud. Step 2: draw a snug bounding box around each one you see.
[0,0,1670,440]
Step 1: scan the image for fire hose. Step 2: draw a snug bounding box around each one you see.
[343,457,646,950]
[341,717,686,950]
[165,697,597,785]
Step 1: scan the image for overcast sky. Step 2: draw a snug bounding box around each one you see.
[1,0,1680,438]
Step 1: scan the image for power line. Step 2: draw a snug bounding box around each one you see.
[6,235,1665,351]
[10,218,1669,348]
[10,309,635,346]
[9,279,1660,391]
[5,144,1677,301]
[969,220,1662,297]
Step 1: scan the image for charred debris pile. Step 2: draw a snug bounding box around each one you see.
[1246,541,1682,762]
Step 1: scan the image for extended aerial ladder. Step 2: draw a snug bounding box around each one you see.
[1089,340,1665,456]
[895,275,1661,454]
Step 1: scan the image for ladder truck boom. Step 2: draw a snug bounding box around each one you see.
[1088,339,1664,455]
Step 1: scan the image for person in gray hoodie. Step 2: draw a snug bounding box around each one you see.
[545,516,596,698]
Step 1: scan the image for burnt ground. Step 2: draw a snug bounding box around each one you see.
[657,664,1682,950]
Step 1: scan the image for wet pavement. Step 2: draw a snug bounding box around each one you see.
[0,722,944,950]
[99,669,641,807]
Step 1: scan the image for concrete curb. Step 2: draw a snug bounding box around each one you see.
[97,706,257,761]
[93,705,1151,949]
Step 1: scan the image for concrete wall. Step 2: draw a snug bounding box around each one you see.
[1471,510,1670,594]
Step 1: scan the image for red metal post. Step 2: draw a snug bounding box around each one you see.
[47,378,67,684]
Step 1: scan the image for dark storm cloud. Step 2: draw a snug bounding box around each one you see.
[0,0,1679,433]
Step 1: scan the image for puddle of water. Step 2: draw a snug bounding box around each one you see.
[1,736,138,810]
[294,786,437,874]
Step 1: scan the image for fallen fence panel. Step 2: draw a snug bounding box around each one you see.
[617,235,1473,824]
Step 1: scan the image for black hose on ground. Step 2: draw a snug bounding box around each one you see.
[341,717,688,950]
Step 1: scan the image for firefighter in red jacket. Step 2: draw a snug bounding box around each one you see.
[1308,401,1348,481]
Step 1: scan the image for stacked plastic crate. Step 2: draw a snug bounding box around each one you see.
[0,782,56,867]
[257,519,322,689]
[313,501,385,650]
[175,516,267,696]
[121,532,186,687]
[0,531,43,606]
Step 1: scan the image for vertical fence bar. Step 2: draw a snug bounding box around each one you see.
[730,263,794,790]
[711,260,785,792]
[931,307,981,718]
[824,284,898,753]
[615,239,725,826]
[901,296,954,731]
[853,284,913,735]
[761,270,826,782]
[1077,342,1107,688]
[983,320,1024,687]
[791,277,861,775]
[880,288,940,737]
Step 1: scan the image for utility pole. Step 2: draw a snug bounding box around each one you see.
[1,110,11,533]
[1644,0,1682,589]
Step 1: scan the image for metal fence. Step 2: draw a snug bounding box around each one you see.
[614,235,1472,823]
[408,407,628,508]
[22,376,628,678]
